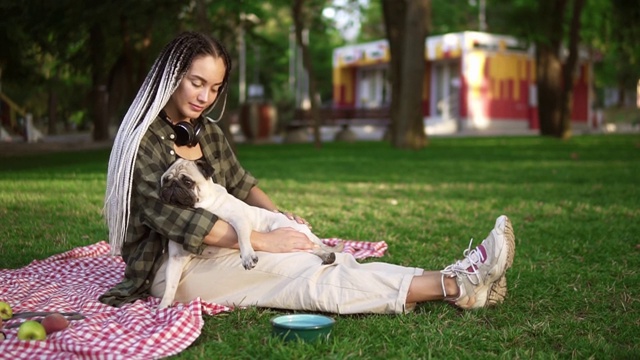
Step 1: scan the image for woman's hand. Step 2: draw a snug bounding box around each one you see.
[242,186,312,228]
[274,209,311,228]
[253,227,318,253]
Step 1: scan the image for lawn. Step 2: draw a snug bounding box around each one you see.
[1,134,639,359]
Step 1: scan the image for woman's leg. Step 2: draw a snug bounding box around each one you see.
[151,248,423,314]
[407,215,516,309]
[406,272,458,303]
[151,215,515,313]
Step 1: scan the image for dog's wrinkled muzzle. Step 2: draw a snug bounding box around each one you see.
[160,180,197,207]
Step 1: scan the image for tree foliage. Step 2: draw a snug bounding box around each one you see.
[0,0,185,139]
[1,0,636,143]
[490,0,585,138]
[0,0,343,141]
[582,0,640,106]
[292,0,323,148]
[492,0,640,116]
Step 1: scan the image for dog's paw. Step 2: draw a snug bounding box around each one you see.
[240,252,259,270]
[321,252,336,265]
[158,301,172,309]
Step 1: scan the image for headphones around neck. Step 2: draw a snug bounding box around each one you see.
[159,110,203,147]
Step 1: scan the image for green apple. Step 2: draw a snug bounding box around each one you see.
[0,301,12,320]
[17,320,47,340]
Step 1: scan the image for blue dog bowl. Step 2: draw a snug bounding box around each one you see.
[271,314,335,342]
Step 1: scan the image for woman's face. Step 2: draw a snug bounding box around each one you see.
[164,54,226,123]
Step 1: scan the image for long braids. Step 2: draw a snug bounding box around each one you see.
[104,32,232,256]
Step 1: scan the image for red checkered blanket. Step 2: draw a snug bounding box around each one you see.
[323,238,388,258]
[0,239,387,359]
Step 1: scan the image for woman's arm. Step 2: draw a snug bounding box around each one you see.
[202,218,317,252]
[243,186,310,226]
[204,186,316,252]
[243,186,277,211]
[203,127,314,252]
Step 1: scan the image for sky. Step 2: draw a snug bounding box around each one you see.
[322,0,369,42]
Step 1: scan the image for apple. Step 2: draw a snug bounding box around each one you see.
[0,301,12,320]
[17,320,47,340]
[41,313,70,334]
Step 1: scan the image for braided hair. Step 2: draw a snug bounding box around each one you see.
[105,32,232,255]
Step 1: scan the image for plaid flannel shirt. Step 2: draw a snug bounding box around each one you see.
[99,116,257,306]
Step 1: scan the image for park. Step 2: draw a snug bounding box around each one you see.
[1,1,639,359]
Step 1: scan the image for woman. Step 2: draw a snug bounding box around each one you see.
[100,32,516,314]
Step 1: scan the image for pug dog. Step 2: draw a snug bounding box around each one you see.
[157,158,342,309]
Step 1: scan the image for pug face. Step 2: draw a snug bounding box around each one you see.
[160,158,214,207]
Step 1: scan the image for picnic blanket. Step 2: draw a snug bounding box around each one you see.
[0,238,387,359]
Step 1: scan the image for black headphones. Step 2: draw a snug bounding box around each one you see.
[159,110,204,147]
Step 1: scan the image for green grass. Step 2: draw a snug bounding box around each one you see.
[1,134,639,359]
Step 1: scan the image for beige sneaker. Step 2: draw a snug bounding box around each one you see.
[441,215,516,309]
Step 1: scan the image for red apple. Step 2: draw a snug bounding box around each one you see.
[41,313,70,334]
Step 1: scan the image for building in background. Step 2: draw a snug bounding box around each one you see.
[332,31,594,135]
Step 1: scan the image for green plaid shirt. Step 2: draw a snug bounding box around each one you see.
[99,116,257,306]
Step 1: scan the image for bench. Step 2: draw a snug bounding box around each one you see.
[288,107,391,129]
[284,107,391,142]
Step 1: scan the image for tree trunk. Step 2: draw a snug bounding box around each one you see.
[559,0,585,139]
[292,0,322,149]
[616,81,626,108]
[47,72,58,135]
[382,0,429,149]
[106,16,135,127]
[136,26,154,92]
[536,0,584,139]
[90,24,110,141]
[536,45,564,136]
[194,0,211,33]
[382,0,404,145]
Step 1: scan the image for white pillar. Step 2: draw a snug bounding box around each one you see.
[25,113,43,143]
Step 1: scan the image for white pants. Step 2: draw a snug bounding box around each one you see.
[150,247,423,314]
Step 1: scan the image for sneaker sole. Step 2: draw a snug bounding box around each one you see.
[486,215,516,306]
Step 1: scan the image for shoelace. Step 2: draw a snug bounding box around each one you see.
[441,238,486,298]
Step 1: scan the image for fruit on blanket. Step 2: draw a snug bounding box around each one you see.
[0,331,6,340]
[17,320,47,340]
[0,301,12,320]
[41,313,70,334]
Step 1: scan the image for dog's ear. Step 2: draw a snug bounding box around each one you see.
[195,159,215,179]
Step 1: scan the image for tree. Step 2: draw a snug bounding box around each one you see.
[292,0,325,149]
[536,0,585,139]
[0,0,186,141]
[491,0,586,139]
[1,0,343,146]
[382,0,430,149]
[85,0,185,141]
[0,1,89,135]
[581,0,640,107]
